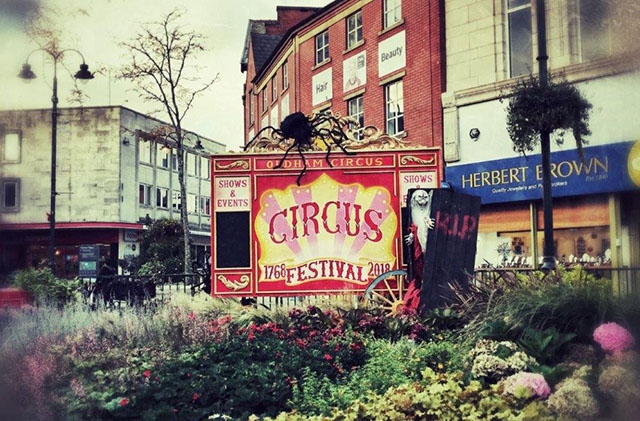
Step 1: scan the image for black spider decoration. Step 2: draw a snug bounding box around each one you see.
[244,111,356,185]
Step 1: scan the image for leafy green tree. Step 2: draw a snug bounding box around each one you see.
[137,218,185,275]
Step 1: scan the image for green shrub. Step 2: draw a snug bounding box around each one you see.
[290,337,464,416]
[11,268,79,305]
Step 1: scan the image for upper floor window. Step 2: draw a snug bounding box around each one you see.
[282,60,289,90]
[579,0,611,61]
[1,132,21,163]
[200,196,211,216]
[346,10,363,49]
[200,156,210,179]
[157,146,170,169]
[139,139,152,164]
[315,30,330,65]
[262,89,268,112]
[385,79,404,135]
[271,75,278,102]
[156,187,169,209]
[172,190,181,211]
[383,0,402,29]
[249,91,255,125]
[186,152,199,176]
[507,0,532,77]
[188,193,198,214]
[347,95,364,140]
[171,149,179,172]
[1,179,19,211]
[138,183,152,206]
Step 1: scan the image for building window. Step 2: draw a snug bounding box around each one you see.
[262,90,268,112]
[347,95,364,140]
[156,187,169,209]
[200,196,211,216]
[385,79,404,135]
[507,0,532,77]
[172,190,181,211]
[171,149,179,172]
[200,156,210,179]
[188,193,198,214]
[1,179,19,211]
[282,60,289,90]
[186,152,198,176]
[315,30,330,65]
[139,139,152,164]
[383,0,402,29]
[346,10,363,49]
[157,147,170,169]
[138,183,152,206]
[579,0,611,61]
[2,132,21,163]
[249,91,255,125]
[271,75,278,102]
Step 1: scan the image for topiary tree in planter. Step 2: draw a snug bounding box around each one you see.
[505,75,592,162]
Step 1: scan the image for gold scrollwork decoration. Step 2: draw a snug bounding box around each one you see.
[400,155,435,165]
[216,160,250,170]
[217,274,250,291]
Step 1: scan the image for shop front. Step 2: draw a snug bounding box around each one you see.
[446,139,640,292]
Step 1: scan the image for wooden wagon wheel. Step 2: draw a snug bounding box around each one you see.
[363,269,409,315]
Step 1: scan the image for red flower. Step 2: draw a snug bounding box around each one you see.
[324,353,333,361]
[192,393,200,402]
[119,398,129,407]
[188,311,196,320]
[143,370,151,378]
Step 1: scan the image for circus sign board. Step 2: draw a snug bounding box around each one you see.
[210,148,440,297]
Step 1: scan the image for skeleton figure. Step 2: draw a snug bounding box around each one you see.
[403,189,434,309]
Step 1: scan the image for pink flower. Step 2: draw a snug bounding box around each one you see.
[593,322,635,354]
[504,372,551,399]
[324,353,333,361]
[119,397,129,407]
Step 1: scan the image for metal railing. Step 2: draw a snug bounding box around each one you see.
[473,266,640,297]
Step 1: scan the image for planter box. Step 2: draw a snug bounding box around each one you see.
[0,288,32,308]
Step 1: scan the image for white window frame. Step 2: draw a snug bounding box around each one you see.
[507,0,533,78]
[315,30,330,65]
[347,95,364,140]
[186,152,199,176]
[200,156,210,180]
[172,190,181,211]
[156,187,169,209]
[578,0,612,61]
[383,0,402,29]
[346,10,363,49]
[1,132,21,163]
[138,183,152,206]
[139,139,152,165]
[1,179,19,211]
[385,79,404,135]
[200,196,211,216]
[271,75,278,102]
[157,147,170,169]
[282,60,289,90]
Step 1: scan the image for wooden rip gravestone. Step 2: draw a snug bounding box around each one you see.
[406,188,481,312]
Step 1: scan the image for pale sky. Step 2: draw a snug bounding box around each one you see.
[0,0,330,151]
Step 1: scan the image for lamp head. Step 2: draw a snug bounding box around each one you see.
[18,63,37,81]
[194,140,204,151]
[74,63,94,82]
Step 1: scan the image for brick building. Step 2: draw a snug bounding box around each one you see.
[241,0,444,154]
[0,106,225,278]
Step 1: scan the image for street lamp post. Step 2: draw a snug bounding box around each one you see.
[18,49,94,274]
[535,0,556,270]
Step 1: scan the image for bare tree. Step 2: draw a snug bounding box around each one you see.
[118,9,218,273]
